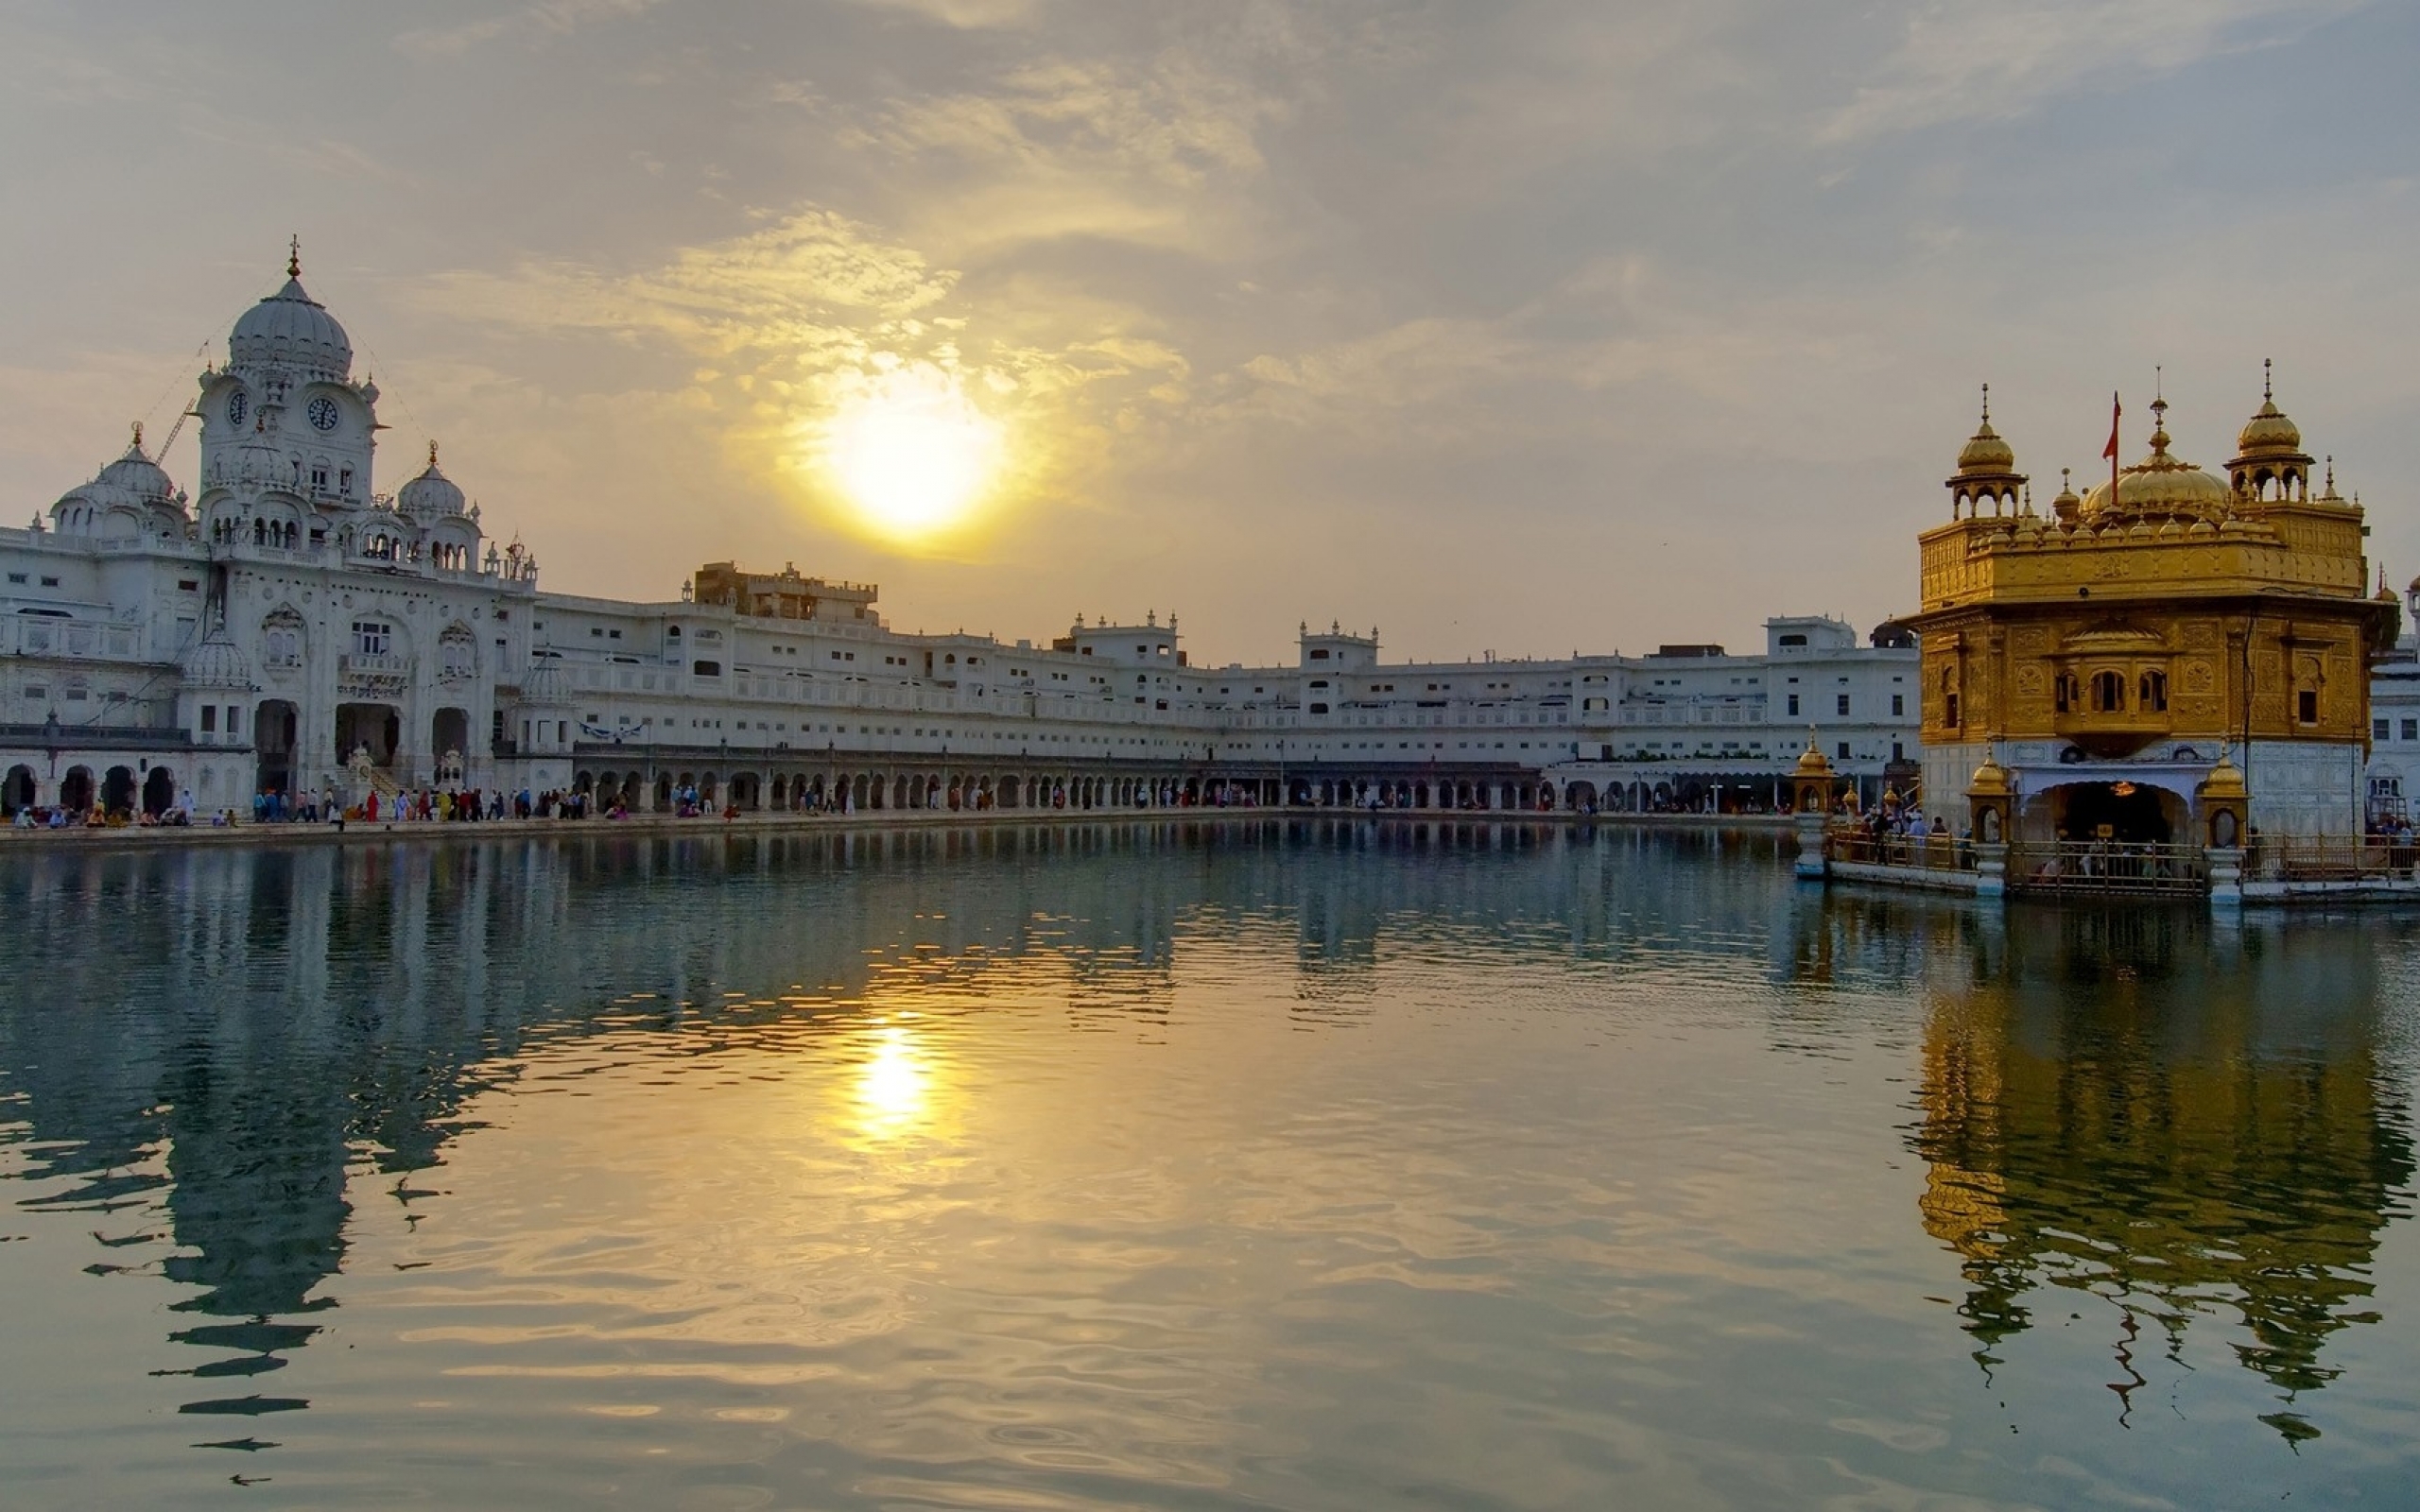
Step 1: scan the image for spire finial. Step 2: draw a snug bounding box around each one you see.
[130,421,143,453]
[2154,364,2164,404]
[2325,455,2336,494]
[428,439,440,469]
[287,235,302,280]
[2263,356,2273,402]
[1979,382,1991,425]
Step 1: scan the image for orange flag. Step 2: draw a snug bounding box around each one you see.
[2102,391,2121,498]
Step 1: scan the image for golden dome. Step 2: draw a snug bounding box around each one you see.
[2237,399,2301,455]
[1958,421,2015,473]
[1966,756,2012,799]
[2235,360,2304,455]
[2080,400,2232,521]
[1793,738,1834,778]
[2199,748,2249,802]
[1952,385,2018,474]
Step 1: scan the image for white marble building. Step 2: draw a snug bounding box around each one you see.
[2,258,1941,819]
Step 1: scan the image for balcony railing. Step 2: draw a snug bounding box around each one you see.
[2007,840,2207,896]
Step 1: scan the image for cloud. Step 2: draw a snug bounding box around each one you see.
[1816,0,2368,144]
[394,0,666,58]
[838,0,1043,26]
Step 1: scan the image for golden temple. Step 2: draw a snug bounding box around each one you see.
[1907,369,2401,842]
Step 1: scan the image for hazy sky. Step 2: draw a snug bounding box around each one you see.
[3,1,2412,664]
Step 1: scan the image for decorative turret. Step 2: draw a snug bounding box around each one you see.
[2225,359,2316,502]
[398,441,468,520]
[1946,385,2027,519]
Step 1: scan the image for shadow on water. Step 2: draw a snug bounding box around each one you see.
[0,818,2409,1465]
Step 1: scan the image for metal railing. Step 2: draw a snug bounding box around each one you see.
[2250,836,2420,883]
[1825,829,1976,872]
[2008,840,2206,896]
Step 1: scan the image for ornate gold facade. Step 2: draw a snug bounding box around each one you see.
[1907,375,2400,837]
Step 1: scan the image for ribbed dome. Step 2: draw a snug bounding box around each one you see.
[206,419,292,491]
[1956,419,2015,474]
[182,623,255,690]
[521,659,572,705]
[97,433,177,503]
[398,444,466,519]
[229,274,353,380]
[2080,404,2232,522]
[2237,398,2301,455]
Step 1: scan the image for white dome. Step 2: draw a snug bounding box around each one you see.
[398,445,467,519]
[229,274,353,380]
[520,659,572,705]
[182,624,254,690]
[96,436,177,504]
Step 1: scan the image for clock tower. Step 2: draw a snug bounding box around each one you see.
[196,242,382,515]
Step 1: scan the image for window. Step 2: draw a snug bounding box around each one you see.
[2378,719,2394,742]
[200,706,216,732]
[2405,719,2418,742]
[1891,695,1904,716]
[1836,694,1851,716]
[1944,693,1960,729]
[352,620,391,656]
[2139,670,2169,713]
[693,660,722,678]
[4,573,22,584]
[1786,695,1799,716]
[1310,648,1330,660]
[2055,672,2078,713]
[1309,703,1329,714]
[40,576,59,587]
[2298,689,2320,725]
[2091,670,2125,713]
[1779,633,1806,647]
[1836,741,1850,760]
[177,579,199,593]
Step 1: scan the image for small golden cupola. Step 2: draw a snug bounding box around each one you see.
[2225,358,2316,502]
[2079,394,2233,524]
[1946,385,2026,519]
[2049,467,2082,525]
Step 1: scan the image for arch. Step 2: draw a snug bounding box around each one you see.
[2,765,33,816]
[101,765,137,816]
[771,775,788,809]
[261,607,306,671]
[60,765,94,813]
[656,772,674,810]
[2090,669,2126,713]
[143,767,176,817]
[1000,774,1022,809]
[2138,669,2169,713]
[1565,780,1599,812]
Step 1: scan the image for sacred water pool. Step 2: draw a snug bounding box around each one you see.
[1,821,2414,1508]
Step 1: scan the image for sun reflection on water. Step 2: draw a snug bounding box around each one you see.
[853,1020,933,1141]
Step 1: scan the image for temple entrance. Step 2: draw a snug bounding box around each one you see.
[255,698,299,797]
[2049,781,2177,844]
[2,765,32,816]
[337,703,402,769]
[431,708,471,781]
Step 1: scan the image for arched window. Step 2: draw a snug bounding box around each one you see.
[2138,670,2169,713]
[2091,671,2126,713]
[2054,671,2079,713]
[1940,666,1961,730]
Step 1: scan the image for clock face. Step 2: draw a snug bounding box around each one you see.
[306,396,341,433]
[226,390,249,428]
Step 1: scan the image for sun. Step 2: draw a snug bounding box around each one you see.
[820,366,1004,541]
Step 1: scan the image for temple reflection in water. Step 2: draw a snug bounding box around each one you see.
[0,820,2410,1458]
[1905,905,2412,1435]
